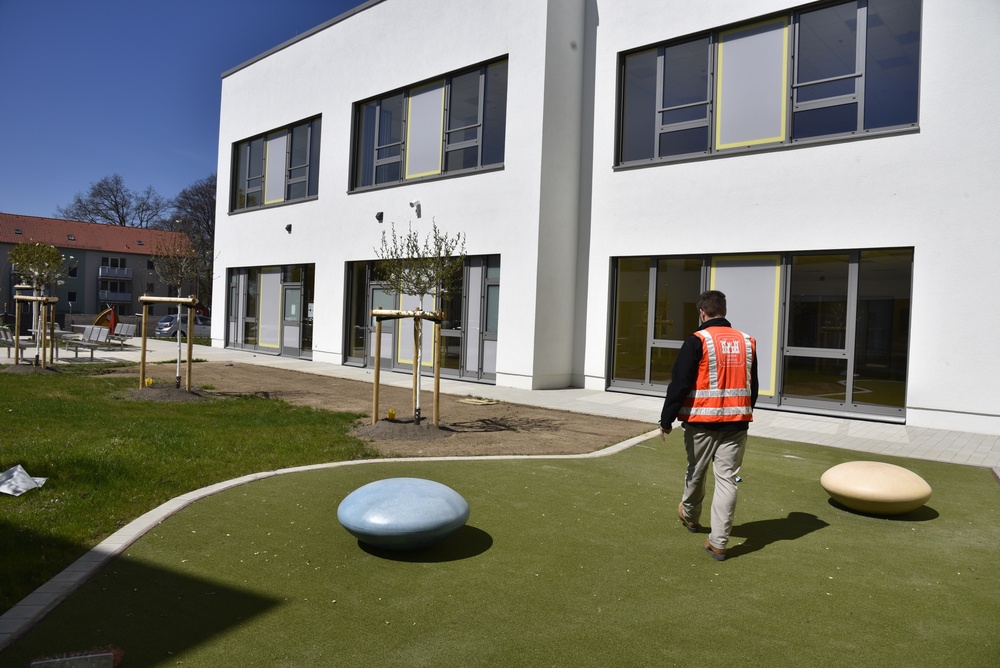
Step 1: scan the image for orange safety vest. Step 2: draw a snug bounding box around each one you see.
[678,326,755,423]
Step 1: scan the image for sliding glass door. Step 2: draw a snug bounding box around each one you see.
[609,248,912,420]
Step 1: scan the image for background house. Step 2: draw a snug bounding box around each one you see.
[211,0,1000,436]
[1,212,194,331]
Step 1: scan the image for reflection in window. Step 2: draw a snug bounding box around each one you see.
[650,347,681,385]
[612,257,650,383]
[485,285,500,333]
[854,248,911,407]
[787,254,850,349]
[621,49,657,162]
[353,59,508,189]
[782,356,848,401]
[654,258,702,340]
[617,0,921,164]
[864,0,921,129]
[232,117,321,211]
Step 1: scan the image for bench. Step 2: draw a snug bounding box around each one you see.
[66,326,110,360]
[1,326,30,359]
[108,323,137,349]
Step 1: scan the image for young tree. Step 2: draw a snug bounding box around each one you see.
[57,174,169,228]
[374,222,466,310]
[7,242,72,344]
[374,222,466,422]
[8,242,65,289]
[150,234,200,387]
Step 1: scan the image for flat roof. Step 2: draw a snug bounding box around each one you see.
[221,0,386,79]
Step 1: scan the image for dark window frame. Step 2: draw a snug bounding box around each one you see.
[350,57,508,191]
[230,116,322,212]
[615,0,921,167]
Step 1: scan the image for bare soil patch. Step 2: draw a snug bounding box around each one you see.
[101,361,652,457]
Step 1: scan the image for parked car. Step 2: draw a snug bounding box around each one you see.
[154,314,211,339]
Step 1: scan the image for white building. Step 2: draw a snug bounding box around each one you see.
[212,0,1000,436]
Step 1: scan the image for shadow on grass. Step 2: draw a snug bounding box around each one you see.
[0,521,281,661]
[827,498,941,521]
[725,511,830,559]
[359,525,493,562]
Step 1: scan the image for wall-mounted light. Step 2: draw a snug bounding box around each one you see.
[375,211,384,224]
[409,201,421,218]
[285,224,293,234]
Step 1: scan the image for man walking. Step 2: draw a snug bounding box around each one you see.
[659,290,758,561]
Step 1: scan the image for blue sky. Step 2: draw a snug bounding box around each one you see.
[0,0,365,219]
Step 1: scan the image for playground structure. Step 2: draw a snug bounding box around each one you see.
[93,306,118,331]
[370,308,445,427]
[138,295,199,391]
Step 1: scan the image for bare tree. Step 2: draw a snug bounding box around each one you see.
[150,234,200,304]
[57,174,169,228]
[150,233,201,388]
[156,174,216,307]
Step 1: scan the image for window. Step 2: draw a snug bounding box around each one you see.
[67,291,77,303]
[231,116,321,211]
[609,248,912,419]
[68,266,78,278]
[102,257,126,268]
[352,58,508,189]
[617,0,920,164]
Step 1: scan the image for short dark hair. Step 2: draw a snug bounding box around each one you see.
[697,290,727,318]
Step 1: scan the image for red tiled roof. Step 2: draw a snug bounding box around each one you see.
[0,212,188,254]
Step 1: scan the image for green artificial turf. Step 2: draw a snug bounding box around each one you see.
[4,435,998,667]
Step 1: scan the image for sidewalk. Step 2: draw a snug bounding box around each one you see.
[45,338,1000,469]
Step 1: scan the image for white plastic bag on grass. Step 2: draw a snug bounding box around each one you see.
[0,465,47,496]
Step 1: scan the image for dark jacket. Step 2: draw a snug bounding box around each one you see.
[659,317,759,432]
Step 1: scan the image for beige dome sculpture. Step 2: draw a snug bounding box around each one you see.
[820,461,932,515]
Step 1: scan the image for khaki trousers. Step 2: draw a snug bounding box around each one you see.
[680,424,747,550]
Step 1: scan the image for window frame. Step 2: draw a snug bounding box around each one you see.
[350,57,508,192]
[615,0,920,167]
[230,116,322,213]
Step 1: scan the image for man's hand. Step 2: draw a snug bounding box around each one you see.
[659,424,672,441]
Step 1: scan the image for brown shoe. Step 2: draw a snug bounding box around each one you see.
[677,503,700,533]
[704,539,727,561]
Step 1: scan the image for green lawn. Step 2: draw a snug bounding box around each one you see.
[3,415,998,666]
[0,364,374,616]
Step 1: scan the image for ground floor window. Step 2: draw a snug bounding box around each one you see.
[344,255,500,383]
[226,264,314,358]
[609,248,912,420]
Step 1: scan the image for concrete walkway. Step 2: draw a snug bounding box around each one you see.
[3,338,999,651]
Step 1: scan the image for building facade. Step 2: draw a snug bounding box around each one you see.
[212,0,1000,436]
[1,213,192,326]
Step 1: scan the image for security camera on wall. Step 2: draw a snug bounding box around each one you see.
[409,201,421,218]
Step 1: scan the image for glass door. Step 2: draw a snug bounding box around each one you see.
[281,286,301,357]
[781,253,853,406]
[367,285,396,368]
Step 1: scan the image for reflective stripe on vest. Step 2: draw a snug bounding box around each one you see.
[678,327,755,422]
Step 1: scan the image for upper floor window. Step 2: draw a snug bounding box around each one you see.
[617,0,920,165]
[231,116,321,212]
[352,58,508,190]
